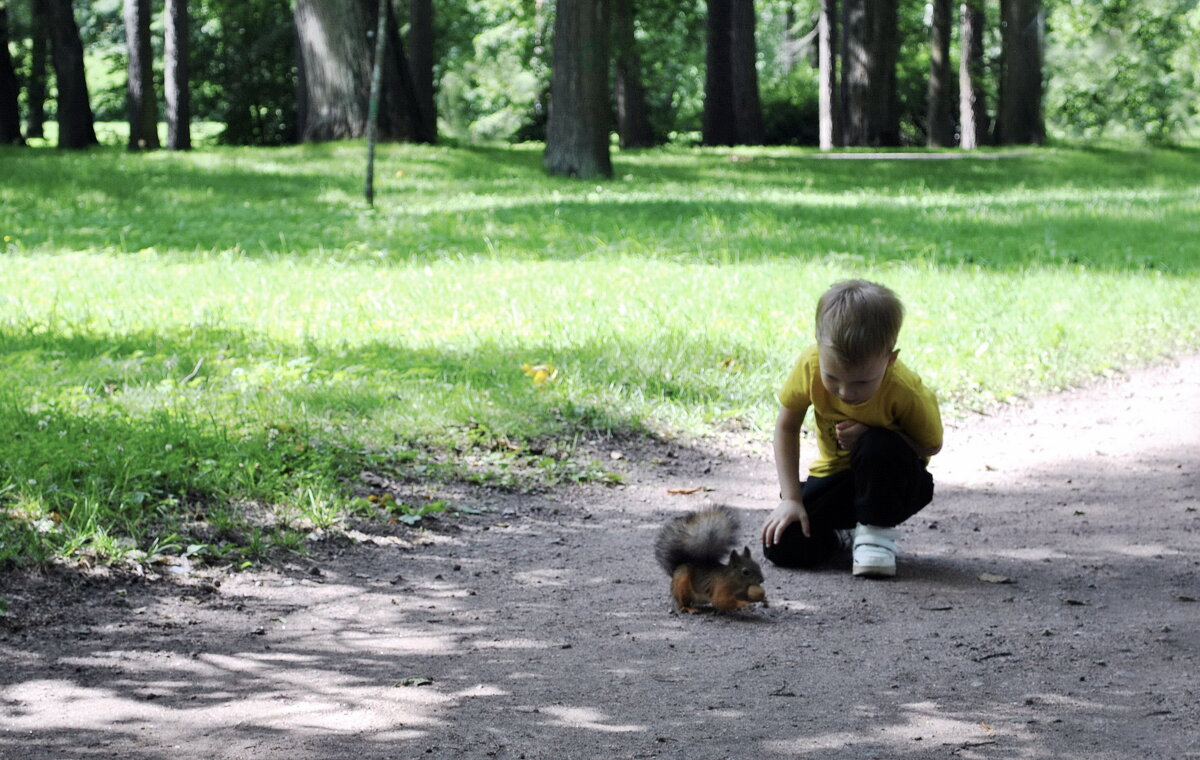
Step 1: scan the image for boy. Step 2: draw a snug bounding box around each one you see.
[761,280,942,577]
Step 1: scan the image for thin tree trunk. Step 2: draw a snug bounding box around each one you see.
[124,0,160,150]
[28,0,49,139]
[926,0,954,146]
[365,0,387,206]
[997,0,1044,145]
[165,0,191,150]
[612,0,655,148]
[702,0,736,146]
[841,0,869,146]
[729,0,763,145]
[45,0,97,149]
[408,0,436,143]
[958,0,989,149]
[0,4,23,144]
[818,0,840,150]
[545,0,612,178]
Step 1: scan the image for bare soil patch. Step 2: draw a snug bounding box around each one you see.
[3,356,1198,759]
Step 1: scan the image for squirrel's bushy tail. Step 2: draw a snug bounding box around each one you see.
[654,505,739,574]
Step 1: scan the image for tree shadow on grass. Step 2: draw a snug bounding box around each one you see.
[4,143,1198,273]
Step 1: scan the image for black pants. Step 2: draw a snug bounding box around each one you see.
[763,427,934,568]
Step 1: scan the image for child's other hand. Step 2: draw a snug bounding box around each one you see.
[835,420,869,450]
[762,499,809,546]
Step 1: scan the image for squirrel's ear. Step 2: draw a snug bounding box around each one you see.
[729,549,739,563]
[742,546,752,559]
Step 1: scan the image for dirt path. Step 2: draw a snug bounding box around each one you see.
[3,356,1198,760]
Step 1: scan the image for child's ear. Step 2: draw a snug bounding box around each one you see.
[888,349,900,366]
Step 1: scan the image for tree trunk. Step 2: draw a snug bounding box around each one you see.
[164,0,191,150]
[612,0,655,148]
[997,0,1043,145]
[544,0,612,178]
[926,0,954,146]
[408,0,437,143]
[729,0,763,145]
[818,0,840,150]
[28,0,50,139]
[958,0,989,149]
[124,0,160,150]
[293,0,417,142]
[45,0,97,149]
[870,0,899,146]
[702,0,736,146]
[0,4,23,145]
[841,0,870,146]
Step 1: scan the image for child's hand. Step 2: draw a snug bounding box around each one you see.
[762,499,809,546]
[835,420,869,450]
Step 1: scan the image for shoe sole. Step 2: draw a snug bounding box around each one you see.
[852,563,896,578]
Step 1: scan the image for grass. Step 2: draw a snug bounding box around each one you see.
[1,137,1197,568]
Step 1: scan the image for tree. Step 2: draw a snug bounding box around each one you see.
[818,0,841,150]
[729,0,764,144]
[997,0,1044,144]
[703,0,763,146]
[27,0,49,139]
[44,0,97,149]
[164,0,191,150]
[702,0,735,145]
[0,2,23,145]
[958,0,989,149]
[124,0,160,150]
[926,0,955,146]
[841,0,870,145]
[407,0,436,144]
[612,0,656,148]
[544,0,612,178]
[870,0,900,146]
[294,0,423,142]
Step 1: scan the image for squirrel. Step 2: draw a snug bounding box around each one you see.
[654,505,767,613]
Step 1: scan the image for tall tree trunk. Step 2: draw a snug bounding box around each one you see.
[124,0,160,150]
[28,0,49,139]
[729,0,763,145]
[870,0,899,146]
[408,0,436,143]
[818,0,840,150]
[958,0,989,149]
[841,0,870,146]
[164,0,191,150]
[293,0,417,142]
[612,0,655,148]
[45,0,97,149]
[702,0,736,146]
[0,4,23,145]
[545,0,612,178]
[997,0,1043,145]
[926,0,954,146]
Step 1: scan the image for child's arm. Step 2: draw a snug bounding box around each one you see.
[763,405,809,546]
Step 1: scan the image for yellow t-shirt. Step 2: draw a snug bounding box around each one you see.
[778,344,943,478]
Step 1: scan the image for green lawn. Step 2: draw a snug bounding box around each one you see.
[1,140,1197,567]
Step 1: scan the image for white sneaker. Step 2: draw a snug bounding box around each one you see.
[852,523,899,578]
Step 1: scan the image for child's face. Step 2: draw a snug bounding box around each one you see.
[817,347,898,405]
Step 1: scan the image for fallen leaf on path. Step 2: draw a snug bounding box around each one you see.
[397,677,434,687]
[666,487,703,495]
[1175,595,1196,602]
[978,573,1014,584]
[1064,599,1089,606]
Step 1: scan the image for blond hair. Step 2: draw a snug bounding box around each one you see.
[815,280,904,365]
